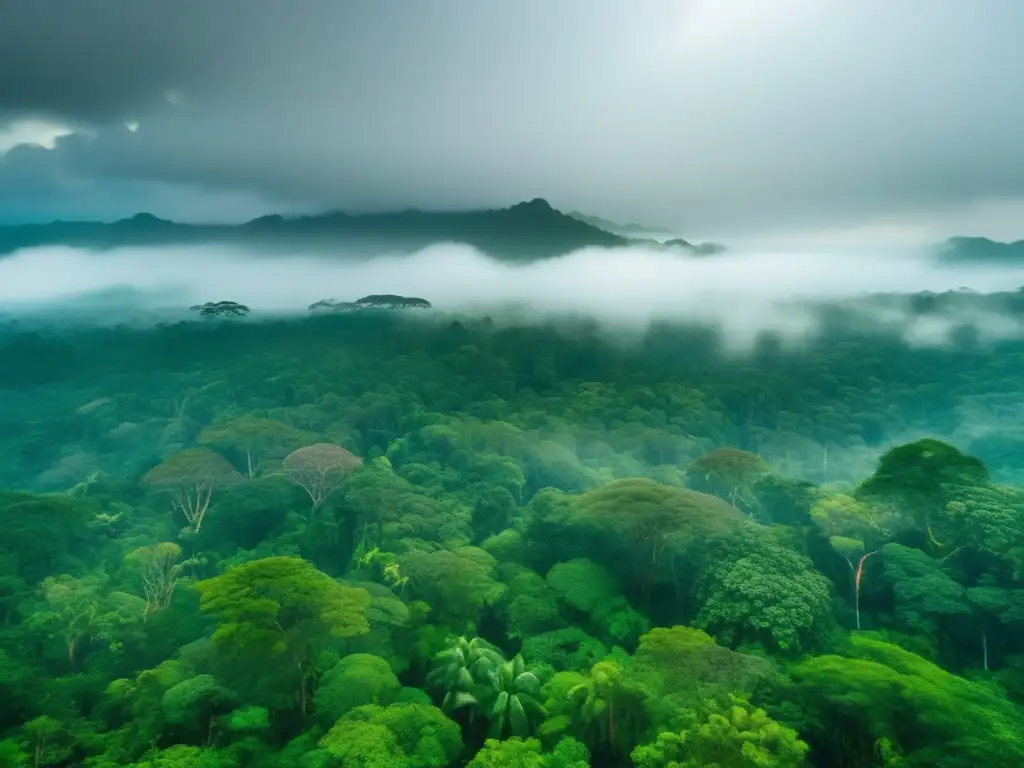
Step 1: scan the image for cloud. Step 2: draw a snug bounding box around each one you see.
[3,242,1024,349]
[0,119,74,153]
[1,1,1023,237]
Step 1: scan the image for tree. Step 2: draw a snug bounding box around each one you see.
[467,737,590,768]
[140,448,244,534]
[965,582,1024,671]
[685,448,770,513]
[571,479,745,604]
[194,556,371,714]
[939,484,1024,573]
[344,467,473,551]
[521,628,608,675]
[546,559,621,616]
[128,744,237,767]
[400,547,505,631]
[630,695,809,768]
[314,653,401,725]
[881,543,970,638]
[478,654,547,739]
[696,532,833,653]
[545,559,649,648]
[501,566,567,641]
[0,492,94,584]
[468,737,545,768]
[567,660,651,758]
[198,416,315,478]
[161,674,237,746]
[282,443,363,518]
[190,301,251,318]
[428,635,505,711]
[355,294,433,310]
[791,634,1024,766]
[125,542,191,618]
[857,439,989,541]
[428,639,545,739]
[810,493,890,629]
[632,626,773,717]
[18,716,70,768]
[319,702,463,768]
[28,573,144,669]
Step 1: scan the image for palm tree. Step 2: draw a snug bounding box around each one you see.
[427,635,504,713]
[479,654,546,738]
[568,660,649,756]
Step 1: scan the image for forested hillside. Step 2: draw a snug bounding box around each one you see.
[1,307,1023,767]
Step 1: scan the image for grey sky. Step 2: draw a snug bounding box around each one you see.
[1,0,1023,240]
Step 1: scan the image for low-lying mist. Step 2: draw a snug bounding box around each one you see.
[2,241,1024,348]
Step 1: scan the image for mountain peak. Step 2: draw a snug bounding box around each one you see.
[938,236,1024,263]
[116,212,173,227]
[508,198,554,213]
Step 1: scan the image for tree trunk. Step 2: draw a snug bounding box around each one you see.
[298,665,309,717]
[608,697,615,742]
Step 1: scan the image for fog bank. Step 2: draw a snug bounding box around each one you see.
[2,242,1024,347]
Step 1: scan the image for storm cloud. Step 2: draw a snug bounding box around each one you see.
[1,0,1023,238]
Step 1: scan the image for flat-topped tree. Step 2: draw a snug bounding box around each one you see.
[282,443,363,517]
[685,448,770,513]
[308,295,431,313]
[140,448,244,534]
[355,294,432,310]
[308,299,359,314]
[190,301,251,318]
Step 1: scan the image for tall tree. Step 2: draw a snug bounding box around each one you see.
[140,448,244,534]
[282,443,363,519]
[685,448,770,513]
[125,542,192,618]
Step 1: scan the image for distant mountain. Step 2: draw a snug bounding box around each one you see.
[0,199,628,261]
[661,238,728,256]
[567,211,663,236]
[937,236,1024,263]
[567,211,727,255]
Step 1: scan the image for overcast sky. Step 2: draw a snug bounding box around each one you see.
[1,0,1022,242]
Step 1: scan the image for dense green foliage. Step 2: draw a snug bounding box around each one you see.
[1,308,1023,766]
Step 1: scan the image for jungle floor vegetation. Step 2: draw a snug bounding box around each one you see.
[1,309,1023,767]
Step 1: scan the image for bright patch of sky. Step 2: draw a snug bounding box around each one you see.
[0,119,73,154]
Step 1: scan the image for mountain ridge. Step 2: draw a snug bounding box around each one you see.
[567,210,663,235]
[937,236,1024,263]
[0,198,631,261]
[0,199,738,261]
